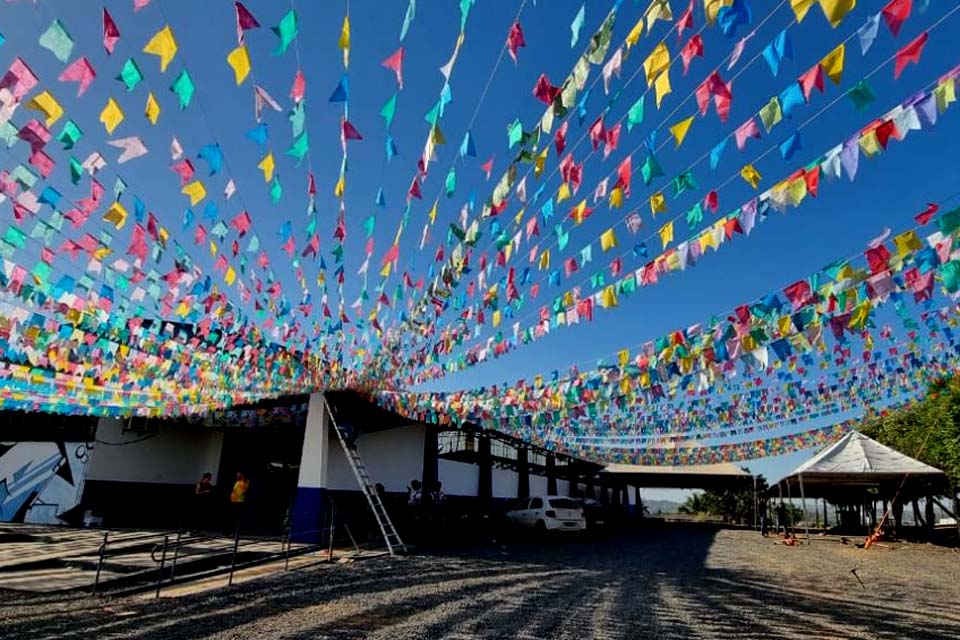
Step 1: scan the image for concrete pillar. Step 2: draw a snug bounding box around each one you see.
[546,453,558,495]
[517,447,530,499]
[291,392,329,542]
[634,486,643,518]
[599,479,608,505]
[422,427,439,501]
[478,434,492,512]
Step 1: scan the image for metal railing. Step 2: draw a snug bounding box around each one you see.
[89,497,379,598]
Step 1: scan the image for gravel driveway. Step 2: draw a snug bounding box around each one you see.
[2,527,959,639]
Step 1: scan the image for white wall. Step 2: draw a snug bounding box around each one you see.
[529,475,548,496]
[86,418,223,485]
[492,468,518,498]
[556,479,570,497]
[439,459,478,496]
[327,424,425,492]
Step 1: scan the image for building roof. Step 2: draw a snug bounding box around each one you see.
[601,461,752,490]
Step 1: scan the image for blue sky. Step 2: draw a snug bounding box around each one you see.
[1,0,957,481]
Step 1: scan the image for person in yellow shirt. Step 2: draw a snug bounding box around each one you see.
[227,472,249,532]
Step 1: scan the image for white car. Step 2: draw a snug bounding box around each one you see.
[505,496,587,532]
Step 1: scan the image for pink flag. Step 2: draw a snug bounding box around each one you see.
[382,47,405,89]
[680,35,704,75]
[235,2,261,43]
[0,58,39,99]
[798,64,824,101]
[29,149,55,179]
[58,57,96,97]
[481,156,494,180]
[171,159,195,184]
[253,85,282,121]
[677,1,694,39]
[882,0,912,38]
[532,73,560,105]
[734,118,760,150]
[555,120,568,155]
[103,8,120,55]
[230,210,252,236]
[134,0,151,11]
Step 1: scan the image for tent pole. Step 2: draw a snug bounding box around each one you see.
[753,475,758,532]
[799,474,810,545]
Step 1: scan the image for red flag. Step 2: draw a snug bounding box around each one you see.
[235,2,260,43]
[382,47,404,89]
[103,8,120,55]
[882,0,912,38]
[680,34,703,75]
[875,119,898,149]
[407,176,422,201]
[507,22,525,64]
[532,73,560,105]
[894,31,927,79]
[804,166,820,198]
[290,69,306,103]
[798,64,824,101]
[481,156,494,180]
[915,202,938,225]
[342,119,363,141]
[588,116,606,151]
[704,190,718,213]
[614,155,632,196]
[554,120,568,156]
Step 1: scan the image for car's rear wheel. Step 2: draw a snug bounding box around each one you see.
[535,520,546,533]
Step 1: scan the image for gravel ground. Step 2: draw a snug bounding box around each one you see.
[2,527,959,639]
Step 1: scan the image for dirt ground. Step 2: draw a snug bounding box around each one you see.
[2,526,959,639]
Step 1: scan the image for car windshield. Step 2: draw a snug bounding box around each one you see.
[549,498,579,509]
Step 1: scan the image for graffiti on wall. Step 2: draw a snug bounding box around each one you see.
[0,442,92,524]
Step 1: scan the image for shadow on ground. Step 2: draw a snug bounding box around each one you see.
[1,526,958,640]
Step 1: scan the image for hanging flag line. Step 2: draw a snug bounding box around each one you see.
[407,63,960,385]
[418,20,958,377]
[389,0,829,373]
[424,1,942,362]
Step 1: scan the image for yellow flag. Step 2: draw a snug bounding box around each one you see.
[429,200,439,224]
[654,69,672,109]
[380,261,391,277]
[556,181,571,204]
[334,174,345,197]
[821,43,845,85]
[658,221,674,249]
[703,0,734,25]
[143,25,178,72]
[225,266,236,286]
[103,202,128,229]
[601,285,618,308]
[758,97,782,133]
[600,229,618,252]
[618,349,630,367]
[609,187,623,209]
[182,180,206,206]
[790,0,816,22]
[25,91,63,126]
[534,148,548,177]
[650,192,666,215]
[740,164,762,189]
[99,98,124,134]
[493,310,501,328]
[539,249,550,270]
[935,77,956,113]
[625,18,644,48]
[893,230,922,257]
[227,44,251,85]
[571,199,588,224]
[669,115,695,148]
[643,43,670,86]
[858,129,881,157]
[818,0,857,28]
[338,15,351,67]
[258,152,275,182]
[145,92,160,124]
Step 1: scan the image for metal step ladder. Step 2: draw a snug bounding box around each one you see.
[323,396,406,556]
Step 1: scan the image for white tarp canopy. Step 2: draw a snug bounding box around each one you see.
[601,462,751,490]
[777,431,947,500]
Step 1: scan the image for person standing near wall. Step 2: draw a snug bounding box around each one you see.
[193,472,214,532]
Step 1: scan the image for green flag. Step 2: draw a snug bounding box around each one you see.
[272,10,298,55]
[380,94,398,128]
[39,19,73,63]
[170,70,195,110]
[117,58,143,91]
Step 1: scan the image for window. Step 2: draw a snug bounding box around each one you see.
[548,498,579,510]
[530,498,543,509]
